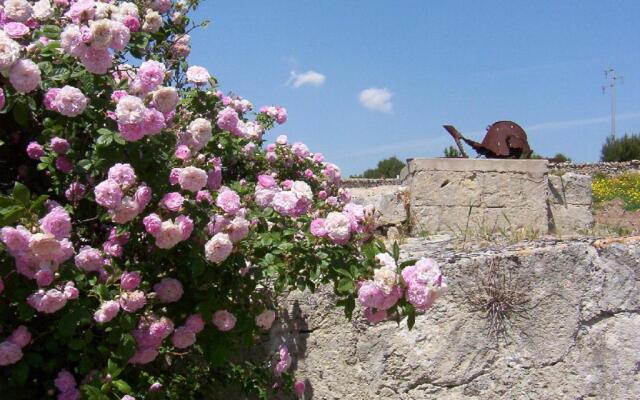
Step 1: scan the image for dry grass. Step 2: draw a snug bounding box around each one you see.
[462,258,537,343]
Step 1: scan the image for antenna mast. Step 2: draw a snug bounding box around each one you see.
[603,69,623,138]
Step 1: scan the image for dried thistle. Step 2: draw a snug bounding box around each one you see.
[462,257,537,343]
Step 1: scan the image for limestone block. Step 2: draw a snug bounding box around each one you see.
[374,189,407,226]
[548,173,592,206]
[549,203,594,234]
[405,159,549,236]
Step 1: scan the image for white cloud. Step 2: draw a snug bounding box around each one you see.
[287,70,326,88]
[358,87,393,113]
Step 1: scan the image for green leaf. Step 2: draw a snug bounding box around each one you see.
[12,182,30,206]
[97,128,113,136]
[392,241,400,262]
[407,311,416,330]
[0,205,26,226]
[336,278,354,294]
[112,380,131,394]
[12,100,30,128]
[29,195,48,212]
[335,268,352,279]
[11,361,29,386]
[0,195,16,207]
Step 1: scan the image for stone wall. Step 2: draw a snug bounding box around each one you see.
[550,160,640,176]
[403,159,549,235]
[270,237,640,399]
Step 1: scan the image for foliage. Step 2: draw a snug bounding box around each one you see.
[443,146,460,158]
[592,173,640,211]
[0,1,446,399]
[550,153,571,163]
[601,133,640,162]
[361,156,405,179]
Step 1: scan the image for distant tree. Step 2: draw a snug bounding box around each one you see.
[527,152,544,159]
[601,133,640,162]
[362,156,405,178]
[443,146,461,158]
[550,153,571,163]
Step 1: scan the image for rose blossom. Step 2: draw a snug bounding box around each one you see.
[74,246,104,272]
[255,310,276,330]
[51,86,88,117]
[160,192,184,212]
[55,156,73,173]
[274,345,292,376]
[8,326,31,348]
[39,206,71,240]
[4,22,30,38]
[185,314,205,333]
[178,166,207,192]
[107,163,136,189]
[143,213,162,235]
[94,300,120,324]
[26,142,45,159]
[204,233,233,263]
[153,87,179,113]
[216,189,241,215]
[324,212,351,244]
[50,137,70,155]
[310,218,327,237]
[153,278,183,303]
[0,342,23,366]
[115,95,146,125]
[120,271,141,291]
[119,290,146,312]
[212,310,236,331]
[94,179,123,209]
[154,220,183,249]
[9,59,41,93]
[186,65,210,85]
[171,326,196,349]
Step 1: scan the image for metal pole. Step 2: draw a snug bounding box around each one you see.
[611,74,616,138]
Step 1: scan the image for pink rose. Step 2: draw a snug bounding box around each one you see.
[212,310,236,332]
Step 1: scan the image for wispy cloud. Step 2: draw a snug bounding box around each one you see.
[525,111,640,133]
[286,70,326,88]
[358,87,393,113]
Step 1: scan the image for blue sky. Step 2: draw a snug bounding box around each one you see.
[190,1,640,176]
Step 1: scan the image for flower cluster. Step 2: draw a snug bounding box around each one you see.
[129,315,174,365]
[94,163,151,223]
[1,204,73,286]
[55,369,80,400]
[27,281,79,313]
[0,326,31,366]
[0,0,445,398]
[357,256,447,323]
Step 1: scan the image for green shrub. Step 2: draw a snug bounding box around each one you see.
[443,146,461,158]
[601,133,640,162]
[362,156,405,178]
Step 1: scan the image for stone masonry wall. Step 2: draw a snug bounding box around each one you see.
[403,159,549,236]
[270,237,640,400]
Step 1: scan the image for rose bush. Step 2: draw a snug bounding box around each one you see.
[0,1,445,399]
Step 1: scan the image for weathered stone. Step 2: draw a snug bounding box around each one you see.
[350,185,408,227]
[406,159,549,236]
[548,173,594,234]
[270,238,640,399]
[548,173,593,206]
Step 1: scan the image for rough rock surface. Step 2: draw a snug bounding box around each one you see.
[271,237,640,399]
[548,173,594,234]
[350,185,408,227]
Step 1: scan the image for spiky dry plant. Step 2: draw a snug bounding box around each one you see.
[462,257,538,343]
